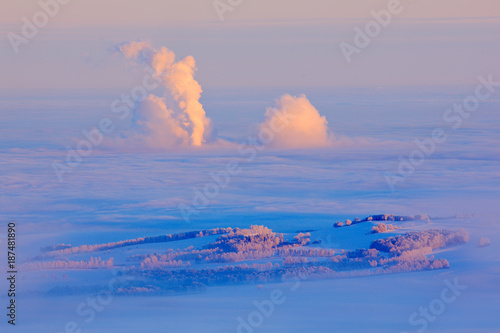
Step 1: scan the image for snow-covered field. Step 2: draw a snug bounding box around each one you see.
[1,213,498,333]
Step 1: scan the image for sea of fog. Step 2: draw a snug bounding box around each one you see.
[0,86,499,332]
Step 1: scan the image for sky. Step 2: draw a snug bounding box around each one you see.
[1,0,499,91]
[1,0,499,24]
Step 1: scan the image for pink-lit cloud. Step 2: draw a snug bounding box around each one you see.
[259,94,334,149]
[116,41,212,148]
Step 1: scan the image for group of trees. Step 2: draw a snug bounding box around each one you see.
[140,256,189,269]
[132,226,337,268]
[370,229,470,254]
[111,226,470,294]
[30,223,467,295]
[293,232,311,245]
[363,214,430,222]
[334,214,430,229]
[130,239,453,291]
[205,250,277,263]
[38,227,233,258]
[205,225,284,253]
[381,247,433,263]
[21,257,113,271]
[478,237,490,248]
[127,245,452,294]
[40,244,72,252]
[383,258,450,273]
[131,247,220,263]
[370,223,396,234]
[346,248,379,259]
[21,221,471,297]
[276,247,336,258]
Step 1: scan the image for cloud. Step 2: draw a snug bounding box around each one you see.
[115,41,212,149]
[259,94,334,149]
[128,95,191,148]
[118,40,152,60]
[114,43,346,151]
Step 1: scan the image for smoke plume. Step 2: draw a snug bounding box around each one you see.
[117,41,212,148]
[259,94,334,149]
[115,42,335,151]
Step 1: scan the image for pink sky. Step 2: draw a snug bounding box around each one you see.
[1,0,499,90]
[1,0,499,24]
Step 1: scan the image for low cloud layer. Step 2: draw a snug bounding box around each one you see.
[259,94,334,149]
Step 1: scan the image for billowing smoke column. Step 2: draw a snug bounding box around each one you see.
[116,42,334,150]
[118,41,212,147]
[259,94,333,149]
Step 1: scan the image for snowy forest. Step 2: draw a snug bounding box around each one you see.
[20,215,472,296]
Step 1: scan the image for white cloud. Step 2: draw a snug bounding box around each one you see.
[259,94,334,149]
